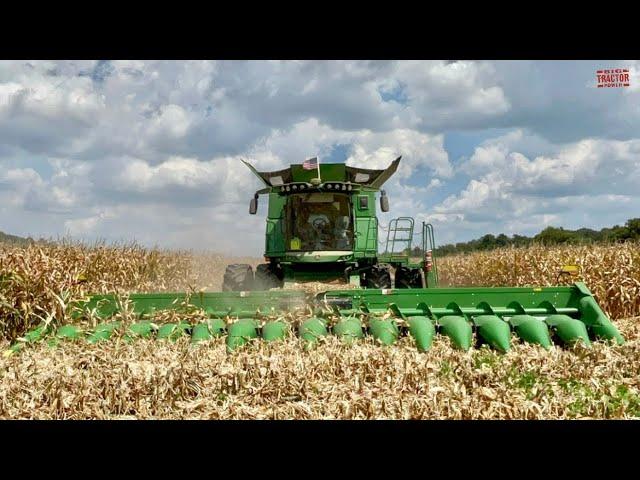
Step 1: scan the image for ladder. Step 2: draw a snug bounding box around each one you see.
[384,217,414,255]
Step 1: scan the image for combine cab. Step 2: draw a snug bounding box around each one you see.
[7,158,625,354]
[224,157,437,291]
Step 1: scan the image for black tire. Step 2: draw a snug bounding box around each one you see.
[394,266,424,288]
[222,264,254,291]
[365,264,392,289]
[254,263,283,290]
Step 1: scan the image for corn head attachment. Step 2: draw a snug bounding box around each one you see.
[7,282,623,354]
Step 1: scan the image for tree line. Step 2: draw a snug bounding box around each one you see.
[0,231,51,245]
[409,218,640,257]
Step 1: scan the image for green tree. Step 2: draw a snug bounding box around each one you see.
[625,218,640,238]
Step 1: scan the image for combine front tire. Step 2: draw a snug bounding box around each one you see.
[365,265,392,289]
[254,264,283,290]
[394,266,424,288]
[222,264,254,291]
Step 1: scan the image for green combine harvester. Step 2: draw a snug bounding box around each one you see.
[8,158,625,354]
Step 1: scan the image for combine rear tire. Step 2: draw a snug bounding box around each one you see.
[365,265,392,289]
[222,264,254,291]
[395,266,424,288]
[254,264,283,290]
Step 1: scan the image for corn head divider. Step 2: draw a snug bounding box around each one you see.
[8,282,623,354]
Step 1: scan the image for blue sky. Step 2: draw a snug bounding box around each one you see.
[0,60,639,255]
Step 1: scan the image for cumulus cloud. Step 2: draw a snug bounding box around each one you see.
[0,60,638,252]
[346,129,451,179]
[428,135,640,241]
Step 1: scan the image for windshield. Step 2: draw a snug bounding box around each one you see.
[286,193,353,251]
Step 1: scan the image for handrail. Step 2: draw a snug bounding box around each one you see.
[385,217,414,254]
[422,222,438,284]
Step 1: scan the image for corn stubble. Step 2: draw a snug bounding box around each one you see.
[1,240,639,419]
[1,317,639,419]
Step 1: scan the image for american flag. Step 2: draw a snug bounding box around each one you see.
[302,157,318,170]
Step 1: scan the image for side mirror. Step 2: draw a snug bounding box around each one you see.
[380,190,389,212]
[249,196,258,215]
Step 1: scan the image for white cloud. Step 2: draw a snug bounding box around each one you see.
[346,129,452,179]
[146,104,191,139]
[428,135,640,241]
[426,178,443,191]
[1,60,639,253]
[390,61,511,129]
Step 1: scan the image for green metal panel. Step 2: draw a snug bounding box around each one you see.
[265,220,285,255]
[76,290,308,319]
[283,252,353,263]
[265,192,286,256]
[322,283,600,320]
[75,283,617,334]
[353,191,377,255]
[377,253,409,264]
[267,192,286,218]
[282,266,346,284]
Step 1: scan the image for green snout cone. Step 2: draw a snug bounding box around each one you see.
[191,318,226,344]
[226,318,258,351]
[88,321,121,344]
[591,322,624,345]
[438,316,472,351]
[124,320,154,342]
[545,315,591,347]
[157,322,190,341]
[407,316,435,352]
[333,318,364,344]
[510,315,552,349]
[262,320,289,342]
[369,318,399,346]
[299,317,328,344]
[474,315,511,353]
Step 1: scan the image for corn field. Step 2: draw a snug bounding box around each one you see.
[0,241,259,341]
[1,240,639,419]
